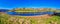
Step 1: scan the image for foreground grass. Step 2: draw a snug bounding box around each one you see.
[0,13,60,24]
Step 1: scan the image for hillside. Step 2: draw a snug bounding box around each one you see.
[0,13,60,24]
[0,8,60,24]
[9,8,57,12]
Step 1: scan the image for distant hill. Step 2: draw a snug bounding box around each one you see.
[0,9,9,12]
[10,8,56,12]
[0,8,60,12]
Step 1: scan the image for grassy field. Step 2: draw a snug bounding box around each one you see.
[0,13,60,24]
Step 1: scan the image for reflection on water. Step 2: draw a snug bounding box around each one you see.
[7,12,54,16]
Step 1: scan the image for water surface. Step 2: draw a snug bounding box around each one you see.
[7,12,54,16]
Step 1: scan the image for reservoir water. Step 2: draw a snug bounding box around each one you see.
[7,12,54,16]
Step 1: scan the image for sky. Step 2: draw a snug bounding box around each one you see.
[0,0,60,9]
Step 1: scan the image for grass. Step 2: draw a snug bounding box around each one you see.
[0,13,60,24]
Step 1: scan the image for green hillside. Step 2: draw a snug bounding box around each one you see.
[0,13,60,24]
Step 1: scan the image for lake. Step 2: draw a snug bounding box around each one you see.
[7,12,54,16]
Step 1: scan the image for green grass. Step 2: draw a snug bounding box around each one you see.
[0,14,60,24]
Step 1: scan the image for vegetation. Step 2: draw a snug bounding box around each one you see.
[0,8,60,24]
[9,8,55,12]
[0,13,60,24]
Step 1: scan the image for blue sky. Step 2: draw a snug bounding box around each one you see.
[0,0,60,9]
